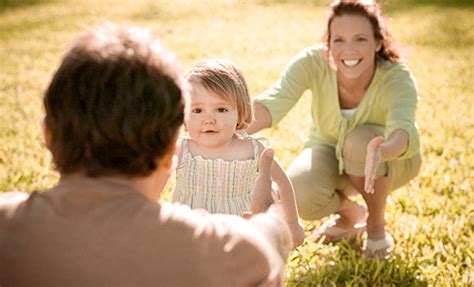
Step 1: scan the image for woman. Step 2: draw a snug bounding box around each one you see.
[248,0,422,259]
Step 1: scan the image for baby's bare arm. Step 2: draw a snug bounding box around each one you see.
[270,160,299,224]
[255,142,305,248]
[270,159,305,248]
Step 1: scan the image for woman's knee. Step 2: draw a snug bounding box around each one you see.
[290,172,340,220]
[343,124,386,177]
[287,146,343,220]
[344,125,384,160]
[390,152,422,190]
[294,186,340,220]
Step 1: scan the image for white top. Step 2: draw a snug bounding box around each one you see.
[171,137,260,215]
[340,108,356,118]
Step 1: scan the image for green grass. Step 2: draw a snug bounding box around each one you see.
[0,0,472,285]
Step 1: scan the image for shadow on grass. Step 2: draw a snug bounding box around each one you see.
[386,0,474,11]
[130,1,193,23]
[390,1,473,48]
[286,240,428,286]
[0,0,54,14]
[255,0,474,8]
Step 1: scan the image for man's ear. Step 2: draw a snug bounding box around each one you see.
[159,145,176,171]
[157,129,181,171]
[42,118,52,148]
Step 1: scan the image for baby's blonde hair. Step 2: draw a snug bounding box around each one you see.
[185,59,252,130]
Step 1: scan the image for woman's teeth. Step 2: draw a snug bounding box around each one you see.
[343,59,360,67]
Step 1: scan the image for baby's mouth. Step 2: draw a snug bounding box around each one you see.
[342,59,361,67]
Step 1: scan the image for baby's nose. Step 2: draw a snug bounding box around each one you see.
[203,113,216,124]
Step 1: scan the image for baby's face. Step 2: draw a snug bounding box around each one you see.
[185,81,238,149]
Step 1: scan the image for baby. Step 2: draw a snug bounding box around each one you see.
[171,59,305,248]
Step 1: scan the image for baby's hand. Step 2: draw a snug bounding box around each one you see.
[288,222,305,249]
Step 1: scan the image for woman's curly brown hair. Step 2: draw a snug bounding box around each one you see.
[325,0,402,63]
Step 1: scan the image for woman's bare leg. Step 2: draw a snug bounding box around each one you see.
[348,174,391,257]
[316,189,367,242]
[335,195,367,227]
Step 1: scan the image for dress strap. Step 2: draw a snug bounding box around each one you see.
[181,137,189,153]
[235,130,268,161]
[177,137,190,169]
[251,137,260,160]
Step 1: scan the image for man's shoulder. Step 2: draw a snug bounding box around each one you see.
[159,202,283,286]
[160,201,225,228]
[0,191,30,219]
[0,191,31,242]
[159,202,261,243]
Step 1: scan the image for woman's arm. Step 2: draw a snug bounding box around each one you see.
[248,47,322,135]
[364,128,409,193]
[365,64,420,193]
[379,128,409,161]
[247,102,273,135]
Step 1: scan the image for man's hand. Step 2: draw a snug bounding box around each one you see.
[288,222,305,249]
[251,148,275,214]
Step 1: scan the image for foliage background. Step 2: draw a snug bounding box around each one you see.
[0,0,472,285]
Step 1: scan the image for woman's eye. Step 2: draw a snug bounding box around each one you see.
[192,108,202,114]
[217,108,228,113]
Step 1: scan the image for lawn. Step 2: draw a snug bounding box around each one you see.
[0,0,472,285]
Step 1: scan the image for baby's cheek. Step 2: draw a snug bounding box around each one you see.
[222,113,239,125]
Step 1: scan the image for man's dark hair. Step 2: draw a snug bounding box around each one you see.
[44,24,185,176]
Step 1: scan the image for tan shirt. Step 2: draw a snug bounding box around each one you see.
[0,176,286,286]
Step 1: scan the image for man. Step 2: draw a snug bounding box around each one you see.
[0,24,291,286]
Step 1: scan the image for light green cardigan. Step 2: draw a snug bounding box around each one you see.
[254,44,420,174]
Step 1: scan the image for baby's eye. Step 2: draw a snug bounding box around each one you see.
[356,37,367,42]
[192,108,202,114]
[217,108,228,113]
[332,38,343,43]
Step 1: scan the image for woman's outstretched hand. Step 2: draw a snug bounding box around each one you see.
[364,136,385,194]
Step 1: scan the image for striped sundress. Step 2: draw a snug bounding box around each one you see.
[171,137,260,215]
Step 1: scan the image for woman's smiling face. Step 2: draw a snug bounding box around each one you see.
[329,13,381,80]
